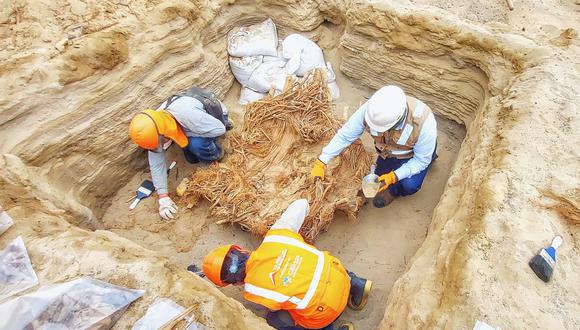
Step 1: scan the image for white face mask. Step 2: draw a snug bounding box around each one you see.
[370,129,379,136]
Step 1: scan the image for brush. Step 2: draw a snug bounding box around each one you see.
[129,180,155,210]
[529,235,563,282]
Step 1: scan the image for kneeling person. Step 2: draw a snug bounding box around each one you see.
[202,199,372,330]
[311,85,437,208]
[128,86,232,220]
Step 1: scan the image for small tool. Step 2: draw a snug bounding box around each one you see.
[529,235,563,282]
[167,161,176,174]
[129,180,155,210]
[361,164,381,198]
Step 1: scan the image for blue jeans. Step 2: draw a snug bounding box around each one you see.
[183,136,221,162]
[375,146,437,197]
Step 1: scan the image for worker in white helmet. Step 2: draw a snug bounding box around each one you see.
[310,85,437,208]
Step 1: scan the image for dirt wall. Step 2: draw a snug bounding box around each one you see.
[0,0,578,329]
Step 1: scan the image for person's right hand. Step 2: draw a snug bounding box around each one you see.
[159,196,178,220]
[310,159,326,182]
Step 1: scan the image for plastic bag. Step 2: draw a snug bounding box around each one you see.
[229,55,263,86]
[0,207,14,236]
[262,40,285,63]
[239,87,267,105]
[0,277,144,330]
[0,236,39,301]
[132,298,184,330]
[282,34,326,77]
[227,18,278,57]
[246,60,291,93]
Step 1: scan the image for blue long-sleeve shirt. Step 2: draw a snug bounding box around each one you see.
[319,101,437,180]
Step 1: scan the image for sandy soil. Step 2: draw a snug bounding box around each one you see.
[101,49,466,329]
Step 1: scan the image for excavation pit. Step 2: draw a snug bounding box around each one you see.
[2,0,578,329]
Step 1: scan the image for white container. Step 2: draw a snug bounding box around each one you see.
[361,164,380,198]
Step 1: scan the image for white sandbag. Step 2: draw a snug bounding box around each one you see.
[227,18,278,57]
[325,62,340,100]
[229,55,263,86]
[0,207,14,236]
[262,40,285,63]
[239,87,267,105]
[246,60,290,93]
[132,298,184,330]
[282,34,326,77]
[0,236,38,301]
[0,277,144,329]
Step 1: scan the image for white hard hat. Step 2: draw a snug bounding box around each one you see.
[364,86,407,132]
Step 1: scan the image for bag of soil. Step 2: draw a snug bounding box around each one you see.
[0,277,144,330]
[132,298,185,330]
[0,206,14,236]
[0,236,39,301]
[227,18,278,57]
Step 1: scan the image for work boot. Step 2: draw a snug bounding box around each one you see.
[183,149,200,164]
[336,323,354,330]
[372,189,395,208]
[347,271,372,311]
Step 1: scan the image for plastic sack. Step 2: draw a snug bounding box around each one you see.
[246,60,291,93]
[229,55,263,86]
[325,62,340,100]
[239,87,267,105]
[0,207,14,236]
[262,40,285,63]
[227,18,278,57]
[132,298,184,330]
[0,236,38,301]
[0,277,144,330]
[282,34,326,77]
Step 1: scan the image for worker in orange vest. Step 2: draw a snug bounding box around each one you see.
[200,199,372,330]
[128,86,233,220]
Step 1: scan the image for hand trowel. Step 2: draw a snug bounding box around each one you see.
[361,164,381,198]
[129,180,155,210]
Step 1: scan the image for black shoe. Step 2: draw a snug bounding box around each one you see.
[372,190,395,208]
[336,323,354,330]
[347,271,372,311]
[183,149,200,164]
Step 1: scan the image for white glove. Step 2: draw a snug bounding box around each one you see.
[159,196,178,220]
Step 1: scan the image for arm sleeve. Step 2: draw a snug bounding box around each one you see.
[148,150,168,195]
[192,112,226,138]
[269,199,309,233]
[167,98,226,138]
[318,103,367,164]
[394,113,437,180]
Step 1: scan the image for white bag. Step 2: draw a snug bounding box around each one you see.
[227,18,278,57]
[0,277,144,330]
[282,34,326,77]
[0,208,14,236]
[132,298,184,330]
[262,40,285,63]
[325,62,340,100]
[229,55,263,86]
[0,236,38,301]
[239,87,267,105]
[246,60,291,93]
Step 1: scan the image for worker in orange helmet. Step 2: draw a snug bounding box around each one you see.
[198,199,372,330]
[128,86,233,220]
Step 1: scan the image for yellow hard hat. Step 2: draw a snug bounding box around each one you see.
[203,245,238,287]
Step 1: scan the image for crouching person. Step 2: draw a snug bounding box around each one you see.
[128,86,232,220]
[200,199,372,330]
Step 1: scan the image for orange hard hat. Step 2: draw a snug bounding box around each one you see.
[203,244,242,287]
[128,109,189,150]
[128,112,159,150]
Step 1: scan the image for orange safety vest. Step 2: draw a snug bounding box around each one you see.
[366,97,433,159]
[243,229,350,329]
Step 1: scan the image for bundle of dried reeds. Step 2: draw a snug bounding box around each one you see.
[180,69,373,242]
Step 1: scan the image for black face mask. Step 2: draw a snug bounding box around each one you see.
[221,249,249,285]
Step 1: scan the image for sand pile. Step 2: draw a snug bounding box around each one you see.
[180,70,372,241]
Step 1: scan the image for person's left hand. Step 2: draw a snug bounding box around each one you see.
[377,171,397,192]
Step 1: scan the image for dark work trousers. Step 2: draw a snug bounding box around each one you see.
[374,145,437,197]
[182,136,222,163]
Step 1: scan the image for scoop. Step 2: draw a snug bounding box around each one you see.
[361,164,380,198]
